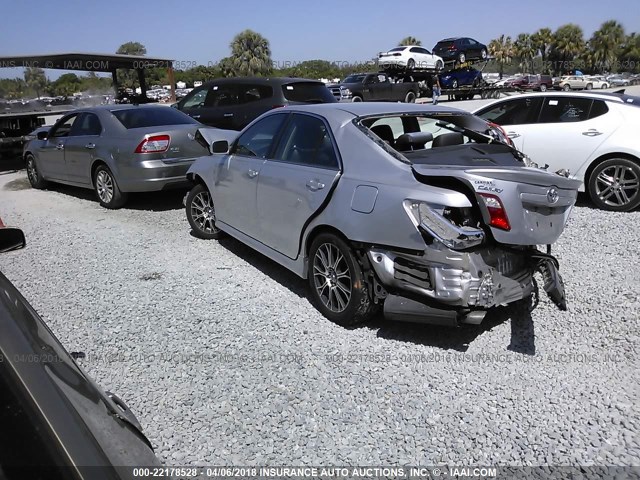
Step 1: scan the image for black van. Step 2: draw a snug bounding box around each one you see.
[175,77,336,130]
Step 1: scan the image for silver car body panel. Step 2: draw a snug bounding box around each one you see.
[187,103,578,315]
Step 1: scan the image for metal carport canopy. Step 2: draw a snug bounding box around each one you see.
[0,52,176,101]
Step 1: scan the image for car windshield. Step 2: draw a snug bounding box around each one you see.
[343,75,366,83]
[281,82,336,103]
[111,107,198,128]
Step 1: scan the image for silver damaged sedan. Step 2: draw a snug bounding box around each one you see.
[185,103,581,326]
[23,105,235,208]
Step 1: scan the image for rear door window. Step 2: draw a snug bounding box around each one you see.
[272,114,339,169]
[588,100,609,119]
[71,113,102,136]
[281,82,335,103]
[539,97,592,123]
[207,85,239,107]
[237,84,274,104]
[476,97,543,125]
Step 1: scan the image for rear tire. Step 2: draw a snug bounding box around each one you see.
[458,53,466,64]
[307,233,376,326]
[26,153,48,189]
[540,84,547,92]
[585,83,593,90]
[93,164,127,209]
[435,60,444,70]
[480,49,487,60]
[452,79,459,89]
[185,183,225,239]
[563,84,571,91]
[588,157,640,212]
[407,58,415,70]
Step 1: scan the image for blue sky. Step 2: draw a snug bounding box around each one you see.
[1,0,638,79]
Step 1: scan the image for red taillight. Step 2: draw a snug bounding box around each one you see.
[0,217,4,228]
[488,121,514,147]
[479,193,511,231]
[135,134,170,153]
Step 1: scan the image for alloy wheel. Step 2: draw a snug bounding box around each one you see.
[190,190,220,234]
[595,164,640,208]
[312,243,352,313]
[27,156,38,185]
[95,170,114,204]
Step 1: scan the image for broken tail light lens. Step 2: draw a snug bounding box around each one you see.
[135,135,170,153]
[479,193,511,231]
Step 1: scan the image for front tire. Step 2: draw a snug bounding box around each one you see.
[308,233,376,326]
[585,83,593,90]
[93,164,127,209]
[458,52,466,64]
[351,95,363,102]
[435,60,444,70]
[404,91,416,103]
[26,153,48,189]
[407,58,416,70]
[480,49,487,60]
[588,157,640,212]
[185,183,225,239]
[452,79,459,89]
[540,84,547,92]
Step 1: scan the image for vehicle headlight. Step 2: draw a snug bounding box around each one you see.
[341,88,352,98]
[403,200,484,250]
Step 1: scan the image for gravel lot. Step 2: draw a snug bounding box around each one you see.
[0,168,638,467]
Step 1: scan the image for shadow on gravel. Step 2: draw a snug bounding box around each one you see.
[28,182,186,212]
[3,176,30,191]
[217,236,307,298]
[361,306,536,353]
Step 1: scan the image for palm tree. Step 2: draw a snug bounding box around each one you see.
[488,35,514,78]
[514,33,536,73]
[399,36,421,46]
[551,24,585,74]
[229,29,273,77]
[531,28,553,73]
[590,20,626,73]
[620,33,640,71]
[24,67,48,99]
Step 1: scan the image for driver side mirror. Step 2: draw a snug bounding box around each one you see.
[37,131,48,140]
[0,227,26,253]
[211,140,229,154]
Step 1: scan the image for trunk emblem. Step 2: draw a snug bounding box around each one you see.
[547,188,559,204]
[188,133,195,140]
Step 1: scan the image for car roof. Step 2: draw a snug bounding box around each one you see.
[474,91,640,112]
[200,77,323,87]
[278,102,465,117]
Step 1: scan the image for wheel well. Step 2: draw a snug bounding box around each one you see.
[90,160,108,186]
[304,225,350,259]
[186,172,206,187]
[584,153,640,187]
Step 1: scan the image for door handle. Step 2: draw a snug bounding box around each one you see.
[85,143,96,149]
[56,143,64,150]
[224,113,234,117]
[582,129,603,136]
[507,131,521,139]
[247,169,259,178]
[306,179,325,191]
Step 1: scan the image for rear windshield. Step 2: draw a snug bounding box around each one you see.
[281,83,336,104]
[389,47,406,52]
[435,41,455,48]
[111,107,198,129]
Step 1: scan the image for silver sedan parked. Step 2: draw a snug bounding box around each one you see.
[23,105,217,208]
[185,103,580,327]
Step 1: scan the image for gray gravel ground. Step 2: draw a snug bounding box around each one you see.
[0,169,638,467]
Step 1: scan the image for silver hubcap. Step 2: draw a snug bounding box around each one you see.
[96,170,114,203]
[595,164,640,207]
[190,191,219,233]
[27,157,37,184]
[312,243,352,313]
